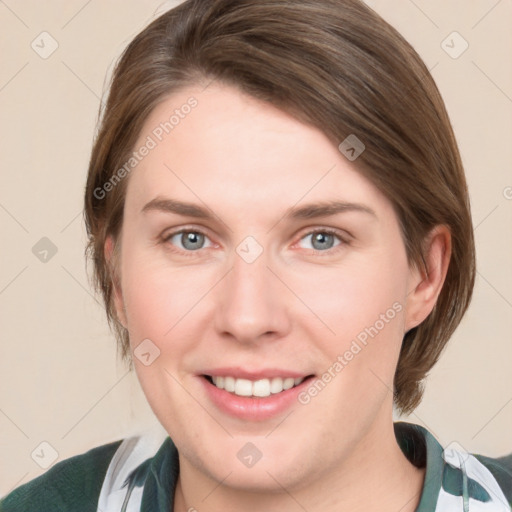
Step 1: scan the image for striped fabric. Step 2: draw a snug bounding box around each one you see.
[1,422,510,511]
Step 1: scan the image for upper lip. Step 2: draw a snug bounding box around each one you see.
[200,367,313,380]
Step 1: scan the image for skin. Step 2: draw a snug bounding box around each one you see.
[106,81,451,512]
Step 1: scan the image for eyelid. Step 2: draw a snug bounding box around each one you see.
[161,225,214,251]
[296,225,351,241]
[161,225,351,255]
[293,227,350,253]
[162,226,210,240]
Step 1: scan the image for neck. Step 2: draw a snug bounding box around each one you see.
[173,414,425,512]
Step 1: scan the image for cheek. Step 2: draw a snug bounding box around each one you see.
[119,250,209,429]
[309,258,405,341]
[122,272,170,343]
[120,248,208,340]
[119,251,224,394]
[303,250,407,392]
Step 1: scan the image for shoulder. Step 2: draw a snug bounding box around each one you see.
[395,421,512,510]
[474,452,512,504]
[0,439,123,512]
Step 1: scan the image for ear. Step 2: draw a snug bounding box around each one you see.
[104,235,127,328]
[403,225,452,332]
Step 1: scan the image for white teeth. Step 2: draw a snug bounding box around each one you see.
[234,378,253,396]
[270,377,284,394]
[253,379,271,397]
[210,375,306,397]
[283,377,295,390]
[224,376,235,392]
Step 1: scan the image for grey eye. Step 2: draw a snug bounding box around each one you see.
[299,231,341,251]
[168,231,211,251]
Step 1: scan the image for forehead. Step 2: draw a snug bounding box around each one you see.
[125,82,391,220]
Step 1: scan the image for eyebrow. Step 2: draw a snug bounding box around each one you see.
[141,196,377,220]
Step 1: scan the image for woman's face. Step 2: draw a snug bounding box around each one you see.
[112,82,426,492]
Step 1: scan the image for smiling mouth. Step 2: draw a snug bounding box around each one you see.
[203,374,315,398]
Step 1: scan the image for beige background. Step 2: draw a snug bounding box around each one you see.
[1,0,511,496]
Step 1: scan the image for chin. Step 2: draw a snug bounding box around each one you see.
[210,461,307,494]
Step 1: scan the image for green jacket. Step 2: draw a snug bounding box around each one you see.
[1,422,511,511]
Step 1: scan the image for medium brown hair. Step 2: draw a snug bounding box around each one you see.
[84,0,475,414]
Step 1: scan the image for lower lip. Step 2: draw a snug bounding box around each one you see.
[199,375,314,421]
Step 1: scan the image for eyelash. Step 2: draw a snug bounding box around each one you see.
[161,227,350,258]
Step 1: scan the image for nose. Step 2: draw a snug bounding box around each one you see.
[214,246,291,344]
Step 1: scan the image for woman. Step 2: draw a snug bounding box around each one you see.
[2,0,510,510]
